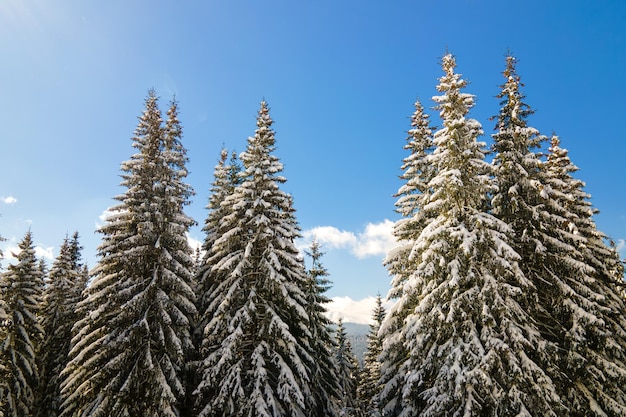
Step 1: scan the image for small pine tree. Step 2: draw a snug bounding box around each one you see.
[0,230,4,269]
[0,231,44,417]
[334,318,358,416]
[194,148,242,347]
[191,148,242,414]
[61,91,196,417]
[304,239,340,417]
[34,234,86,417]
[357,295,385,416]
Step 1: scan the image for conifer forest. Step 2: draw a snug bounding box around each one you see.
[1,53,625,417]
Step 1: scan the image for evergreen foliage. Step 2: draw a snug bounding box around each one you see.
[194,148,242,347]
[34,233,86,417]
[489,54,551,304]
[334,318,358,416]
[304,239,340,417]
[0,54,623,416]
[194,101,322,417]
[60,91,196,417]
[191,148,242,415]
[357,295,385,416]
[380,53,564,416]
[379,99,434,416]
[0,231,44,417]
[0,230,5,327]
[491,55,626,416]
[538,136,626,416]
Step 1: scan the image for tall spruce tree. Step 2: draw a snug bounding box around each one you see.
[538,136,626,415]
[194,101,323,417]
[0,231,44,417]
[357,295,385,416]
[304,239,340,417]
[379,54,563,416]
[490,55,626,415]
[490,54,551,293]
[35,234,86,417]
[379,99,434,416]
[60,91,196,417]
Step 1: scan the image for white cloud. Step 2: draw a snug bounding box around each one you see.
[617,239,625,258]
[302,226,357,250]
[301,219,398,259]
[353,219,397,259]
[35,246,54,260]
[1,243,55,265]
[325,295,395,325]
[1,196,17,205]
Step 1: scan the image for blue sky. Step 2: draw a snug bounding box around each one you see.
[1,1,625,323]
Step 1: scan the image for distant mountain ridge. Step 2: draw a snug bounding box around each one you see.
[335,322,370,364]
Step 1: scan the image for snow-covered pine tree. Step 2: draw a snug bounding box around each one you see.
[490,54,552,287]
[0,233,4,417]
[490,54,626,415]
[357,295,385,416]
[379,53,564,417]
[67,232,90,305]
[194,101,321,417]
[34,234,86,417]
[194,148,242,347]
[304,239,340,417]
[389,99,435,247]
[191,148,242,414]
[488,53,570,401]
[60,91,196,417]
[0,231,44,417]
[0,229,5,327]
[539,136,626,416]
[0,230,4,268]
[334,318,358,416]
[379,99,434,417]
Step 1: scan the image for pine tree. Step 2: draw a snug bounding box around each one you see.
[538,136,626,415]
[0,232,5,417]
[490,54,551,291]
[0,229,6,331]
[380,53,563,416]
[490,54,626,415]
[304,239,340,417]
[334,318,358,416]
[0,231,44,417]
[194,101,322,417]
[190,148,242,414]
[60,91,196,417]
[379,99,434,417]
[357,295,385,416]
[0,230,4,269]
[35,234,86,417]
[194,148,242,347]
